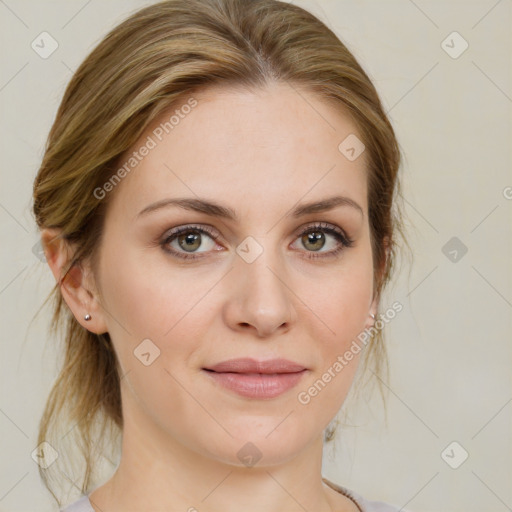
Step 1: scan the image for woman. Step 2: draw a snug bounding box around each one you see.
[33,0,406,510]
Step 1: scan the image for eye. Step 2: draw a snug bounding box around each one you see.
[161,224,222,260]
[160,222,354,261]
[290,222,354,259]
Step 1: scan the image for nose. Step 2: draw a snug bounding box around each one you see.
[222,247,296,338]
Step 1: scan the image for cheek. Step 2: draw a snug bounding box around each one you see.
[98,245,202,341]
[302,257,374,347]
[291,253,374,412]
[295,276,371,426]
[97,244,215,395]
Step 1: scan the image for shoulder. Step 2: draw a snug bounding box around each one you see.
[322,477,404,512]
[60,495,94,512]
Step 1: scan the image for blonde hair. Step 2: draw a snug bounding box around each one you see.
[32,0,406,504]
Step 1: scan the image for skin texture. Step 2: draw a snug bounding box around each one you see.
[43,82,378,512]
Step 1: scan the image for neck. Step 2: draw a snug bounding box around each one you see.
[88,398,350,512]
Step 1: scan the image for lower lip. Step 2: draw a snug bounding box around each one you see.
[203,370,307,399]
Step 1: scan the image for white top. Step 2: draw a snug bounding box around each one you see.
[60,478,404,512]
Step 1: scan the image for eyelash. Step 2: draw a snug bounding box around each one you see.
[160,222,354,261]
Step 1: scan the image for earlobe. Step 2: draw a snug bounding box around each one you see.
[40,228,108,335]
[366,296,379,329]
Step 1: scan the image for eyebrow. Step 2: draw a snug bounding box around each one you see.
[136,195,364,220]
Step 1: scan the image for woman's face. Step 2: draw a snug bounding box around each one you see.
[92,83,376,466]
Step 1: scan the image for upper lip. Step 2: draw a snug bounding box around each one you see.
[204,358,307,374]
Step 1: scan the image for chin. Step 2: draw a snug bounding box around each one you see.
[192,418,318,468]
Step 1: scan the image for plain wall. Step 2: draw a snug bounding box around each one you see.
[0,1,510,511]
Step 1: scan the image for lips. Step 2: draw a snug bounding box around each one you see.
[204,357,307,374]
[202,358,308,399]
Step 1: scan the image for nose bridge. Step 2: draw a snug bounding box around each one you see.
[242,245,285,300]
[226,237,295,336]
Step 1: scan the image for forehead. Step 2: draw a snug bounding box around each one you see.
[107,82,368,221]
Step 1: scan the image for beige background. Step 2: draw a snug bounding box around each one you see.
[0,1,510,511]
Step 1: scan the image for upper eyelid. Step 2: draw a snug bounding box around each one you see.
[162,221,350,245]
[160,223,353,262]
[164,223,219,238]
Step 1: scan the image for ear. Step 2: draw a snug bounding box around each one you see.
[366,236,391,327]
[41,228,108,335]
[365,293,379,330]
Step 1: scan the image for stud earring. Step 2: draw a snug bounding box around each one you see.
[84,314,92,321]
[370,313,376,320]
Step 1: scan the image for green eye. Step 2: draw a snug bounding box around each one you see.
[161,222,354,261]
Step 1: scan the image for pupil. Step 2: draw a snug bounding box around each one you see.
[179,231,200,252]
[304,231,324,251]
